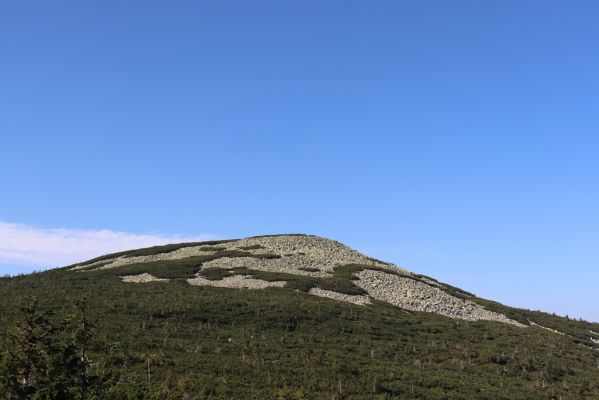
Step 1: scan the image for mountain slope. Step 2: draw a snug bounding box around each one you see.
[1,234,598,399]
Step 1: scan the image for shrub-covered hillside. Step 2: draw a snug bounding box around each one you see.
[1,235,599,399]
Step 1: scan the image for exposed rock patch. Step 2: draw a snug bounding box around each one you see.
[121,273,168,283]
[308,288,371,305]
[188,274,286,289]
[355,270,525,326]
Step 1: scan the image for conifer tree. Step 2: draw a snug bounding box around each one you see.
[0,296,94,399]
[69,297,94,400]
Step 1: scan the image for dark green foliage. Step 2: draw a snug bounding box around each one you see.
[68,298,95,400]
[297,267,320,272]
[196,246,227,252]
[2,254,599,399]
[200,268,234,281]
[211,250,280,260]
[318,278,366,295]
[331,264,398,280]
[250,253,281,260]
[238,245,265,250]
[0,297,97,399]
[465,297,599,348]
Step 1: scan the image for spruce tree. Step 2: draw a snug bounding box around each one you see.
[69,297,94,400]
[0,296,92,399]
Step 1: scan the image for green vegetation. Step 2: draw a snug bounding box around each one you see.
[197,246,227,252]
[423,274,599,347]
[239,245,265,251]
[297,267,320,272]
[0,297,98,399]
[2,248,599,399]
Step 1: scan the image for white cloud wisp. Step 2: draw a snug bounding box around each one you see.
[0,221,218,269]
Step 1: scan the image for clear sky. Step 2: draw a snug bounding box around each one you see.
[1,1,598,321]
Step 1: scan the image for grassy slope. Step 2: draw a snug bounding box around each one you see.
[1,250,599,399]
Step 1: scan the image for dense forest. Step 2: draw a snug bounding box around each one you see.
[1,241,599,399]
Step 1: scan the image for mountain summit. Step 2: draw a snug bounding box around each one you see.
[74,235,522,326]
[2,234,598,399]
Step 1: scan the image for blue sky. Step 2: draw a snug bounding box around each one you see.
[1,1,598,320]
